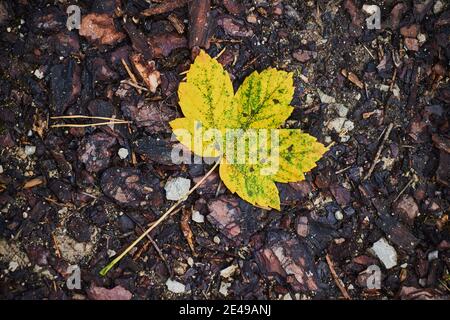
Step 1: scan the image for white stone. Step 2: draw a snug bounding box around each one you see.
[0,165,3,174]
[213,236,220,244]
[24,145,36,156]
[335,210,344,221]
[417,33,427,45]
[371,238,397,269]
[8,261,19,272]
[282,293,293,300]
[327,117,346,132]
[118,148,129,159]
[317,89,336,104]
[220,265,238,278]
[164,177,191,201]
[343,120,355,131]
[219,282,231,296]
[165,279,186,294]
[334,104,349,117]
[187,257,194,267]
[34,69,44,79]
[107,249,117,257]
[428,250,439,261]
[191,210,204,223]
[433,0,444,14]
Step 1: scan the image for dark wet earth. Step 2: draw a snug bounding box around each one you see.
[0,0,449,300]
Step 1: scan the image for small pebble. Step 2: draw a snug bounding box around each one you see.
[118,148,129,159]
[0,165,3,174]
[220,265,238,278]
[22,212,28,219]
[191,210,205,223]
[107,249,117,257]
[370,238,398,269]
[8,261,19,272]
[219,282,231,296]
[334,104,349,117]
[317,89,336,104]
[24,145,36,156]
[335,210,344,221]
[164,177,191,201]
[213,236,221,244]
[428,250,439,261]
[165,279,186,294]
[34,69,44,79]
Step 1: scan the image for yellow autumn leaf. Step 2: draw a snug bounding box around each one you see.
[170,50,327,210]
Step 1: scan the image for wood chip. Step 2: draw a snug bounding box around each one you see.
[341,69,364,89]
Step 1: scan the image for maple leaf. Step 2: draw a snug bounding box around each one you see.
[170,50,327,210]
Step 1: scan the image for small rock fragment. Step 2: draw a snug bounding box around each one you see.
[24,145,36,156]
[118,148,129,160]
[317,89,336,104]
[370,238,398,269]
[219,282,231,296]
[220,265,238,278]
[164,177,191,201]
[335,211,344,221]
[428,250,439,261]
[191,210,205,223]
[165,279,186,294]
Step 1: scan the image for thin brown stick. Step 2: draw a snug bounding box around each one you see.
[121,58,141,94]
[364,123,394,180]
[121,79,148,92]
[100,160,221,276]
[326,254,351,300]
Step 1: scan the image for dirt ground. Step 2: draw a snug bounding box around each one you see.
[0,0,449,300]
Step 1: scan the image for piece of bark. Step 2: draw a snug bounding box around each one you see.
[78,133,116,173]
[255,230,320,292]
[101,167,155,207]
[217,16,253,37]
[130,53,161,93]
[133,135,174,165]
[189,0,211,51]
[436,151,449,187]
[181,208,195,253]
[141,0,190,17]
[376,214,419,253]
[223,0,244,16]
[167,14,185,34]
[50,59,81,114]
[149,33,188,58]
[79,13,126,46]
[87,285,132,300]
[122,21,153,60]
